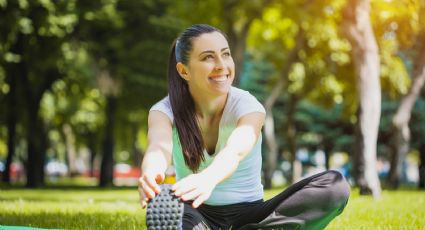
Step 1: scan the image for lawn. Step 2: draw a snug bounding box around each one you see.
[0,185,424,229]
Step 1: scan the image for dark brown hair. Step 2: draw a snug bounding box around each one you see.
[168,24,225,172]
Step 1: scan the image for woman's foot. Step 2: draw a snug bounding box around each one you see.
[146,184,184,230]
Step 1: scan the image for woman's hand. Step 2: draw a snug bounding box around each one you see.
[138,170,165,208]
[171,173,218,208]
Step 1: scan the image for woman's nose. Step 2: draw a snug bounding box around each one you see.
[215,58,225,70]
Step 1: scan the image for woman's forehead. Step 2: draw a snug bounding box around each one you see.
[191,32,229,54]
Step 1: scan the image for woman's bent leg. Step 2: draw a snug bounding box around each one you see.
[237,170,350,230]
[183,203,211,230]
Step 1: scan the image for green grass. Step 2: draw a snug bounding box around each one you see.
[0,186,424,229]
[325,189,425,230]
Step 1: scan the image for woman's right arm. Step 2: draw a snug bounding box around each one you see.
[138,111,173,208]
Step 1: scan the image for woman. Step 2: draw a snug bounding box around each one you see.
[138,24,350,230]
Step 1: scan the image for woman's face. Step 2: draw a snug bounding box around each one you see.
[177,31,235,97]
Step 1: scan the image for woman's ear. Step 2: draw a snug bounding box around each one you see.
[176,62,190,81]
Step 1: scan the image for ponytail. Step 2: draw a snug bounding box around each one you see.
[168,41,205,172]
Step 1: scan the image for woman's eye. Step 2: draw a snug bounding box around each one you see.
[203,55,214,60]
[223,52,231,57]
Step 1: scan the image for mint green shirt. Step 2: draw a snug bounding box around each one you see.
[150,87,265,205]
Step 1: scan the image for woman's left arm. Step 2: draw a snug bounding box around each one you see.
[172,112,265,208]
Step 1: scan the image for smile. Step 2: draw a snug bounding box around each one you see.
[208,75,229,82]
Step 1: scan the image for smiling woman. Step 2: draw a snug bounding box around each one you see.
[138,24,350,230]
[176,31,234,97]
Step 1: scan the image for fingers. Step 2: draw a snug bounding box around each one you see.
[192,193,208,208]
[144,174,162,194]
[173,184,195,197]
[139,193,148,209]
[141,200,147,209]
[139,177,156,199]
[180,188,200,201]
[175,187,208,208]
[171,173,214,209]
[138,185,149,209]
[155,173,165,184]
[172,177,196,196]
[138,172,164,209]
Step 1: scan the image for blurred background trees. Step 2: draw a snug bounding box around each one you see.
[1,0,424,196]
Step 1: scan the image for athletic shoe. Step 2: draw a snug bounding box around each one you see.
[146,184,184,230]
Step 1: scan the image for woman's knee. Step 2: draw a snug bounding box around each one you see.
[318,170,350,208]
[183,203,210,229]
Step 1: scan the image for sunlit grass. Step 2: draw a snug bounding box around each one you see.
[0,186,424,229]
[266,187,425,229]
[0,187,143,229]
[326,189,425,229]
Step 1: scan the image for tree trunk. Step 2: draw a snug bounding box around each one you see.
[419,143,425,189]
[388,35,425,188]
[87,132,97,177]
[223,0,272,86]
[324,143,332,170]
[25,101,45,187]
[23,68,60,188]
[263,30,305,188]
[263,105,279,189]
[18,34,47,188]
[61,124,78,176]
[388,128,409,189]
[3,33,23,183]
[65,124,78,176]
[287,94,300,183]
[226,27,246,87]
[225,18,252,87]
[131,124,142,167]
[99,96,117,187]
[343,0,382,198]
[3,74,17,183]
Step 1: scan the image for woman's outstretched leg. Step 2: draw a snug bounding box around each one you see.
[236,170,350,230]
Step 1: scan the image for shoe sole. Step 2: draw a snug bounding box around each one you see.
[146,184,184,230]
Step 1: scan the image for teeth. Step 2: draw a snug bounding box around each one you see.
[210,75,227,82]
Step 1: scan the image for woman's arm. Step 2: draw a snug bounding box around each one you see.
[172,112,265,208]
[138,111,173,208]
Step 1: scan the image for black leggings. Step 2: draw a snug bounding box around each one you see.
[182,170,350,230]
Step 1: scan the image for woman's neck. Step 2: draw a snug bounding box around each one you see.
[190,89,228,120]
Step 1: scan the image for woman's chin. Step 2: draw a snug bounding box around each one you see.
[208,79,233,93]
[209,84,231,95]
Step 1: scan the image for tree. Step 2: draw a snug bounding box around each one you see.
[342,0,382,198]
[387,1,425,188]
[1,2,25,183]
[389,35,425,188]
[247,0,353,186]
[411,95,425,188]
[39,65,106,178]
[2,65,18,183]
[262,30,305,187]
[1,0,81,187]
[75,0,178,186]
